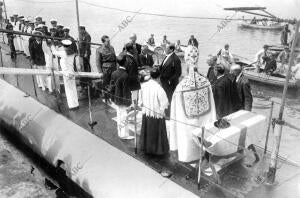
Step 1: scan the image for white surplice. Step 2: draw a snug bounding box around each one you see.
[51,46,79,109]
[169,67,217,162]
[139,79,169,119]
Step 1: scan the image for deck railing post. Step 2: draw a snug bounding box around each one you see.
[266,20,300,184]
[264,101,274,154]
[197,127,205,189]
[0,45,5,79]
[87,84,97,130]
[134,99,138,154]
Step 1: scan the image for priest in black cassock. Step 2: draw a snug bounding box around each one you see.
[212,64,241,119]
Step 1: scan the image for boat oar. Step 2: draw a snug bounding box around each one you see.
[244,61,258,68]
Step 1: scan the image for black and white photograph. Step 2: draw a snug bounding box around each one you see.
[0,0,299,197]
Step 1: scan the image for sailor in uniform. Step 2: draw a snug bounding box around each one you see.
[51,40,79,110]
[63,27,78,53]
[13,14,20,52]
[18,17,25,54]
[22,18,31,57]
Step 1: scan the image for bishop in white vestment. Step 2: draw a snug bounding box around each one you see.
[169,46,217,162]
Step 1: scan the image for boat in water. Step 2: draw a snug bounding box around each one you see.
[243,67,300,88]
[238,21,284,31]
[234,57,300,89]
[224,6,288,31]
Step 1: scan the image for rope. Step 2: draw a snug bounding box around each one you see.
[80,1,251,21]
[17,0,72,4]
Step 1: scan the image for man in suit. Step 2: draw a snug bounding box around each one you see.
[230,65,253,111]
[206,55,218,84]
[129,33,142,65]
[139,45,154,68]
[124,43,141,102]
[159,43,182,117]
[29,31,46,91]
[6,22,16,59]
[212,64,240,119]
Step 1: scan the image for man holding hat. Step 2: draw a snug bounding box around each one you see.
[63,27,77,53]
[50,39,79,109]
[29,31,46,91]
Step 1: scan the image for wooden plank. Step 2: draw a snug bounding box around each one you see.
[0,67,102,78]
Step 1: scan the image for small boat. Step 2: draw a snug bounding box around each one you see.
[238,21,284,31]
[232,53,300,89]
[224,6,288,32]
[243,67,300,88]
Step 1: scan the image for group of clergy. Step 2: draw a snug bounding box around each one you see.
[109,34,254,168]
[4,14,92,110]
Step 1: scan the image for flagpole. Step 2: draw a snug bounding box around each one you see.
[267,20,300,184]
[74,0,81,55]
[3,0,7,20]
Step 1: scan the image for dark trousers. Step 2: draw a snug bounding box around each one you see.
[102,65,117,100]
[8,38,16,59]
[80,56,91,89]
[160,79,178,118]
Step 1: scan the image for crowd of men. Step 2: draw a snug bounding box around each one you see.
[4,14,256,170]
[4,14,91,109]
